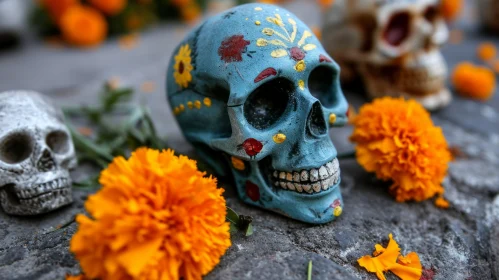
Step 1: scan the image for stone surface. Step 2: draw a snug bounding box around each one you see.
[0,1,498,280]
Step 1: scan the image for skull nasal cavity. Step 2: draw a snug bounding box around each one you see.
[307,102,327,138]
[383,12,411,46]
[37,149,56,172]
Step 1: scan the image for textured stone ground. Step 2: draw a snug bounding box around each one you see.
[0,1,498,279]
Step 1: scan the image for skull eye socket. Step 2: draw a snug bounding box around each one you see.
[46,131,70,154]
[0,132,33,164]
[423,5,439,22]
[383,11,411,46]
[308,66,339,108]
[244,78,292,130]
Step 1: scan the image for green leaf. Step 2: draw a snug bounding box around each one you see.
[101,87,134,112]
[226,206,240,225]
[307,260,313,280]
[245,223,254,237]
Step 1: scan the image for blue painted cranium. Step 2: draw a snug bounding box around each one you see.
[166,4,348,224]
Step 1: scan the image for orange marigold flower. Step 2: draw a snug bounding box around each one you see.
[350,97,451,202]
[60,5,107,47]
[88,0,127,16]
[358,234,422,280]
[70,148,231,280]
[317,0,335,8]
[477,42,497,61]
[180,2,202,23]
[65,274,89,280]
[452,62,496,101]
[40,0,78,23]
[440,0,462,21]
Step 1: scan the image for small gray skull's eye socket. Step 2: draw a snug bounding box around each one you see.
[46,131,69,154]
[244,78,292,130]
[0,132,33,164]
[309,65,338,108]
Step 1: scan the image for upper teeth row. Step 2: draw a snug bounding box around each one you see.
[16,178,71,199]
[272,158,340,194]
[20,188,71,205]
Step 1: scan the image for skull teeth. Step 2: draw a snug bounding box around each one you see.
[15,177,71,200]
[271,158,340,194]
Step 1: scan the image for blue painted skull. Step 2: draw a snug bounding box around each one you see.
[166,3,348,224]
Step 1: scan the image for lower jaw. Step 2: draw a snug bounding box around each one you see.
[0,189,73,215]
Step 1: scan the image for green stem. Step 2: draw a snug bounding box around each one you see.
[307,260,312,280]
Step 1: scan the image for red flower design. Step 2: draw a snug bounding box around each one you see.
[241,138,263,157]
[218,35,250,63]
[254,67,277,83]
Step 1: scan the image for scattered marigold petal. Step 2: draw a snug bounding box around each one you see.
[350,97,451,202]
[77,126,93,137]
[441,0,462,21]
[358,234,401,280]
[141,81,156,93]
[452,62,496,101]
[317,0,335,8]
[477,42,497,61]
[435,195,450,209]
[60,5,107,48]
[388,252,423,280]
[119,33,139,50]
[70,148,231,280]
[358,234,422,280]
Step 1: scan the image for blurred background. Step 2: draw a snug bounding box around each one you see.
[0,0,497,153]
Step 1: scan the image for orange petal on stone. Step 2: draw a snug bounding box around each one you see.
[388,252,422,280]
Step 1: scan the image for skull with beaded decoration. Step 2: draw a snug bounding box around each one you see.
[322,0,451,110]
[166,4,348,224]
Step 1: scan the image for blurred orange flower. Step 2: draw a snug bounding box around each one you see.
[452,62,496,101]
[70,148,231,280]
[358,234,422,280]
[477,42,497,62]
[40,0,78,23]
[180,2,202,22]
[441,0,462,21]
[317,0,335,8]
[60,5,107,47]
[350,97,451,202]
[88,0,127,16]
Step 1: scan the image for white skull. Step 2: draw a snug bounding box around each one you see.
[477,0,499,32]
[322,0,451,110]
[0,91,76,215]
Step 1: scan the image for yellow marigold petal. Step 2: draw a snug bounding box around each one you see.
[435,195,450,209]
[358,234,400,280]
[388,252,422,280]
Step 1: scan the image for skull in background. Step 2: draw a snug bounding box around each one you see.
[477,0,499,32]
[322,0,451,110]
[0,91,76,215]
[166,4,348,224]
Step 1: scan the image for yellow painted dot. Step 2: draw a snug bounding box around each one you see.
[245,18,248,20]
[329,113,337,125]
[173,107,180,115]
[255,7,262,11]
[272,133,286,144]
[298,80,305,90]
[334,206,342,217]
[179,104,185,111]
[187,101,193,109]
[203,97,212,107]
[231,156,246,171]
[255,20,261,25]
[194,100,201,109]
[294,60,306,72]
[257,38,268,47]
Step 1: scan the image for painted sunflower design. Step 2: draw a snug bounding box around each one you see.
[173,44,194,88]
